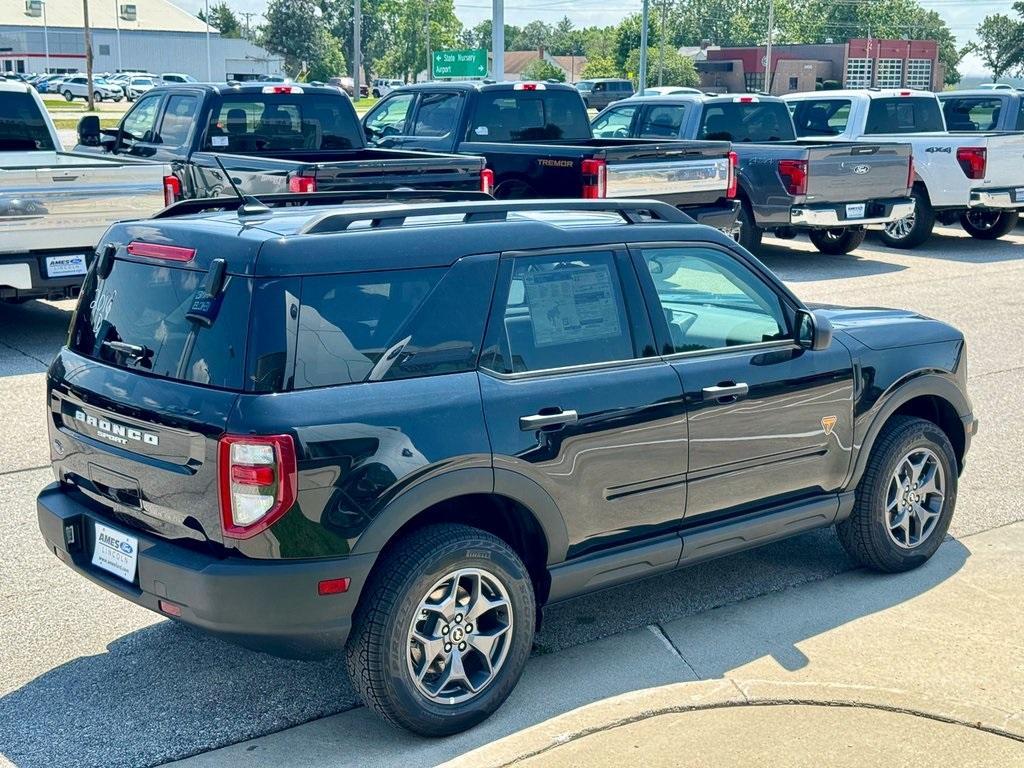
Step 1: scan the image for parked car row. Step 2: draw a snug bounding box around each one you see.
[20,71,197,101]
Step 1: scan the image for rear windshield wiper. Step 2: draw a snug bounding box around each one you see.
[102,340,150,358]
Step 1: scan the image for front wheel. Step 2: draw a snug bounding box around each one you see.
[808,227,867,255]
[93,91,103,102]
[960,209,1018,240]
[63,90,74,102]
[878,188,934,249]
[346,524,536,736]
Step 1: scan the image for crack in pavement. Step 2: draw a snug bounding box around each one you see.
[646,624,699,680]
[0,338,51,369]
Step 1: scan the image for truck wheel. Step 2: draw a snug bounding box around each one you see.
[878,188,934,249]
[960,210,1018,240]
[736,201,762,253]
[493,180,536,199]
[63,90,74,102]
[808,227,866,255]
[346,523,535,736]
[837,416,957,573]
[372,88,381,98]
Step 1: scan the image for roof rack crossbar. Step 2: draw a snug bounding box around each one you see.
[302,199,691,234]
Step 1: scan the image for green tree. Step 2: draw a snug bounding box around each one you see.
[580,55,619,79]
[624,47,699,88]
[521,58,565,82]
[972,12,1024,82]
[550,17,584,56]
[209,2,242,38]
[259,0,341,78]
[309,35,348,81]
[519,20,553,51]
[374,0,461,81]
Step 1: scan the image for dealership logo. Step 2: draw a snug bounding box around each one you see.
[74,410,159,447]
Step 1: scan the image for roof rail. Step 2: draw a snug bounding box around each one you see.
[302,199,692,235]
[153,189,494,219]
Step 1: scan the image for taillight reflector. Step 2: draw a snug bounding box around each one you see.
[956,147,986,180]
[218,434,297,539]
[126,241,196,262]
[263,85,302,94]
[581,158,607,199]
[318,578,351,596]
[726,150,738,199]
[907,155,915,190]
[288,176,317,193]
[777,159,808,197]
[480,168,495,195]
[163,174,182,207]
[159,600,182,616]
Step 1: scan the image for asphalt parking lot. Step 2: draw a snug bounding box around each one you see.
[1,224,1023,767]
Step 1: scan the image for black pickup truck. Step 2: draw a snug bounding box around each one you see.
[361,81,739,232]
[73,82,488,203]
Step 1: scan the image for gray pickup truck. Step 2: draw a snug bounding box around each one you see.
[0,80,167,302]
[592,94,914,254]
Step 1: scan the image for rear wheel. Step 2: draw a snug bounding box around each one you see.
[960,209,1018,240]
[63,90,74,102]
[346,523,535,736]
[808,227,866,255]
[736,200,762,253]
[878,188,934,249]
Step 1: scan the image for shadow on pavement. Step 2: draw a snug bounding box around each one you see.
[756,241,907,283]
[0,300,72,378]
[0,531,969,768]
[867,228,1024,264]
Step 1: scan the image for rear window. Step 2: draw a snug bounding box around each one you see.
[204,94,362,152]
[70,260,252,390]
[790,99,852,137]
[865,97,945,134]
[699,102,796,142]
[468,90,591,142]
[941,97,1004,131]
[0,91,56,151]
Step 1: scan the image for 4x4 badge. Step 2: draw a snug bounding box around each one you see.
[821,416,838,435]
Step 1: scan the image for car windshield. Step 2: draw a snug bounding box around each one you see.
[204,93,362,152]
[0,91,56,151]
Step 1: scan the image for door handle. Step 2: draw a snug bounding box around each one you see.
[702,383,749,402]
[519,409,579,431]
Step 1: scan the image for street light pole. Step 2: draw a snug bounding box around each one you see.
[42,0,50,73]
[83,0,94,110]
[638,0,650,93]
[353,0,361,98]
[492,0,503,80]
[425,0,431,81]
[657,0,666,86]
[113,0,121,71]
[204,0,212,81]
[765,0,774,94]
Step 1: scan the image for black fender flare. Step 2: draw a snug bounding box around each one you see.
[350,467,569,566]
[847,373,970,489]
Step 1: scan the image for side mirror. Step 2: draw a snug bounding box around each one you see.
[796,309,833,351]
[77,115,101,147]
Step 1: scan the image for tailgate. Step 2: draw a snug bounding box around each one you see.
[0,154,167,253]
[980,132,1024,188]
[602,140,732,201]
[310,152,484,191]
[803,142,911,203]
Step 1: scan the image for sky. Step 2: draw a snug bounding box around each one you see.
[173,0,1015,76]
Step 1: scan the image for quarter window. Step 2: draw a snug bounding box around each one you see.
[638,247,788,353]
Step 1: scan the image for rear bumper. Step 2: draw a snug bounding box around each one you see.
[0,250,89,300]
[37,483,375,659]
[683,200,741,232]
[790,198,914,228]
[968,188,1024,209]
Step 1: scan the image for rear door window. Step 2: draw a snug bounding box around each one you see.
[865,97,945,134]
[699,102,796,142]
[156,94,198,147]
[637,105,685,138]
[790,99,852,136]
[412,92,460,137]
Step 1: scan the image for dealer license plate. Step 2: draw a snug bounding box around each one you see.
[91,522,138,583]
[845,203,866,219]
[45,254,88,278]
[1015,188,1024,203]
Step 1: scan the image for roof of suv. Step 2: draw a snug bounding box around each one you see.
[148,82,344,97]
[784,89,937,101]
[398,80,581,94]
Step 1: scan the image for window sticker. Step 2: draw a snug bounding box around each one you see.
[524,265,622,347]
[211,135,229,147]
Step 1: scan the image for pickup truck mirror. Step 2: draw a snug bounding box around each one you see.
[77,115,101,147]
[796,309,833,352]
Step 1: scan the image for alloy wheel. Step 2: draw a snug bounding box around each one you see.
[885,447,945,549]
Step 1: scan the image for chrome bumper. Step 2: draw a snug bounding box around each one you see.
[790,200,915,228]
[968,189,1024,209]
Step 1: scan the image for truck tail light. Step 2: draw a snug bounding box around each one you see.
[733,95,759,103]
[288,176,317,193]
[514,82,545,90]
[956,147,987,180]
[726,151,738,199]
[907,155,915,191]
[126,241,196,262]
[163,175,182,207]
[480,168,495,195]
[218,434,297,539]
[582,158,607,199]
[262,85,303,94]
[777,159,808,197]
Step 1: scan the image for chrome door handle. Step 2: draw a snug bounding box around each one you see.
[519,409,579,431]
[702,383,749,401]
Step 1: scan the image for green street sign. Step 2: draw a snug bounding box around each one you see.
[432,49,488,79]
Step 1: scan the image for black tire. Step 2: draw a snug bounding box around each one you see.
[63,90,74,102]
[960,209,1019,240]
[837,416,958,573]
[346,523,536,736]
[493,180,536,199]
[878,187,934,249]
[736,199,763,253]
[808,227,867,255]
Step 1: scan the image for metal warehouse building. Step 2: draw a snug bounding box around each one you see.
[0,0,283,81]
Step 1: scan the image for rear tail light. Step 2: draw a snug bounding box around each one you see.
[480,168,495,195]
[777,159,808,197]
[956,147,987,180]
[581,158,607,199]
[907,155,915,191]
[733,96,759,103]
[163,174,182,207]
[513,82,545,90]
[726,150,738,199]
[288,175,317,193]
[218,434,297,539]
[126,241,196,262]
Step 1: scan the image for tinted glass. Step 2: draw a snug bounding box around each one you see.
[941,97,1004,131]
[637,104,685,138]
[205,94,362,152]
[591,105,637,138]
[412,91,460,137]
[639,247,787,352]
[485,251,634,373]
[468,90,591,141]
[699,102,796,142]
[156,94,198,147]
[865,97,945,134]
[790,99,852,136]
[70,260,252,390]
[121,94,162,141]
[364,93,415,139]
[0,92,55,150]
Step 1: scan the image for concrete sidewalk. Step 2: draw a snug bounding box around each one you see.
[170,522,1024,768]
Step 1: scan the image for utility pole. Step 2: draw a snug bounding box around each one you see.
[205,0,212,81]
[425,0,431,81]
[638,0,650,93]
[42,0,50,73]
[113,0,121,71]
[657,0,667,86]
[240,12,256,39]
[354,0,361,98]
[765,0,774,94]
[83,0,94,110]
[492,0,504,80]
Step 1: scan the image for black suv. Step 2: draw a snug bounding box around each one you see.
[38,196,975,736]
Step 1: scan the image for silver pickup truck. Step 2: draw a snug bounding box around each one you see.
[0,80,168,302]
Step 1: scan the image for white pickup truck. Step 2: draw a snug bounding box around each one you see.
[785,89,1024,248]
[0,79,168,303]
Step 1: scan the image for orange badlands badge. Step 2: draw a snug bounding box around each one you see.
[821,416,838,435]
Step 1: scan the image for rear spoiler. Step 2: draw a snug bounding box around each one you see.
[153,189,495,219]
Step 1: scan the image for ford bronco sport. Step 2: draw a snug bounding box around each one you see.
[38,195,975,735]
